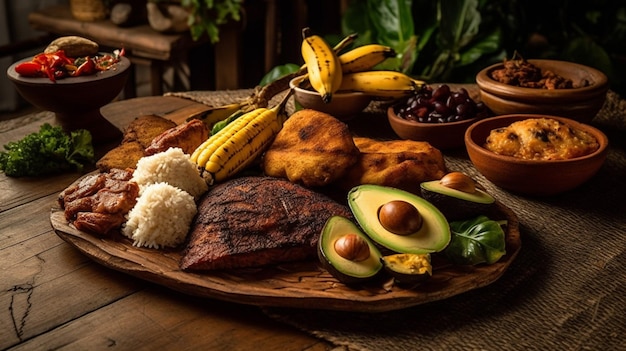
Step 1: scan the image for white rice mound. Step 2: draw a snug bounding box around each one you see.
[122,182,197,249]
[132,147,208,199]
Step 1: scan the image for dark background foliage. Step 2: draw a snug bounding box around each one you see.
[338,0,625,96]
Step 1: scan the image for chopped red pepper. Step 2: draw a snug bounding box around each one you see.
[14,62,45,77]
[72,57,96,76]
[14,49,123,82]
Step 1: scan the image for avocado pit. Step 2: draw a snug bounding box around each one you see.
[378,200,423,235]
[440,172,476,193]
[334,233,370,261]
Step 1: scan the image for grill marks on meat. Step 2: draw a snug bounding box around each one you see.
[180,176,352,271]
[59,168,139,235]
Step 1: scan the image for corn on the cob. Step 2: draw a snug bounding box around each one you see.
[190,91,292,185]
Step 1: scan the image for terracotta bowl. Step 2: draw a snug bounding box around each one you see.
[476,59,608,123]
[387,106,479,150]
[289,75,372,120]
[7,54,131,143]
[464,114,609,196]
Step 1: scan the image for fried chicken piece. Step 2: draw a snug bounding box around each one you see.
[145,119,209,156]
[262,109,360,187]
[337,137,446,194]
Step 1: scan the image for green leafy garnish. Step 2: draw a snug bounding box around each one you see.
[444,215,507,265]
[0,123,94,177]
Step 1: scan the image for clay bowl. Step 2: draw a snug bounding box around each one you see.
[7,54,131,143]
[476,59,608,123]
[387,106,478,150]
[464,114,609,196]
[289,75,372,120]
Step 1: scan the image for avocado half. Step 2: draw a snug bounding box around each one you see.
[348,184,451,254]
[318,216,383,285]
[420,180,495,220]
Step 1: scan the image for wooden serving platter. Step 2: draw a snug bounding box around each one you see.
[50,197,521,313]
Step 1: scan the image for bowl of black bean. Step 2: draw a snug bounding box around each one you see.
[387,84,492,149]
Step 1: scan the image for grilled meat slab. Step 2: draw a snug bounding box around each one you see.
[180,176,352,271]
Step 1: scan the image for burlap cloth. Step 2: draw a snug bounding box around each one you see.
[166,88,626,351]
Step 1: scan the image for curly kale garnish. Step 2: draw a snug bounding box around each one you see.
[0,123,94,177]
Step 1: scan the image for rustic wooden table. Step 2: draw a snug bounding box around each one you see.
[3,90,625,351]
[0,96,332,350]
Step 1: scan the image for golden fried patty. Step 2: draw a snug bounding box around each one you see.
[262,109,360,187]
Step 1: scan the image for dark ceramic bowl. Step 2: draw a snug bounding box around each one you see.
[7,54,131,143]
[476,59,608,123]
[387,106,479,150]
[464,114,608,196]
[289,75,372,120]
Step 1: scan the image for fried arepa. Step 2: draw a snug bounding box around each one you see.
[337,137,446,194]
[262,109,360,187]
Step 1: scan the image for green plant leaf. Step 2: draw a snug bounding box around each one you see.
[438,0,481,52]
[458,27,501,66]
[259,64,300,86]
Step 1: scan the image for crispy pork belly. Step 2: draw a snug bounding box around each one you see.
[59,168,139,235]
[145,119,209,156]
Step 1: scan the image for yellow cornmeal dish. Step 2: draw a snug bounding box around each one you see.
[484,118,599,160]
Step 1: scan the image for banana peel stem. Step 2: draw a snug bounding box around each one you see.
[271,88,294,115]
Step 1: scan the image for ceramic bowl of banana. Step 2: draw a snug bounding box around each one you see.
[289,75,372,120]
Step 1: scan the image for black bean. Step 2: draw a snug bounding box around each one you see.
[432,84,450,101]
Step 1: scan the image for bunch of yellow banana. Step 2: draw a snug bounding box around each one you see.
[190,91,292,185]
[300,28,425,101]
